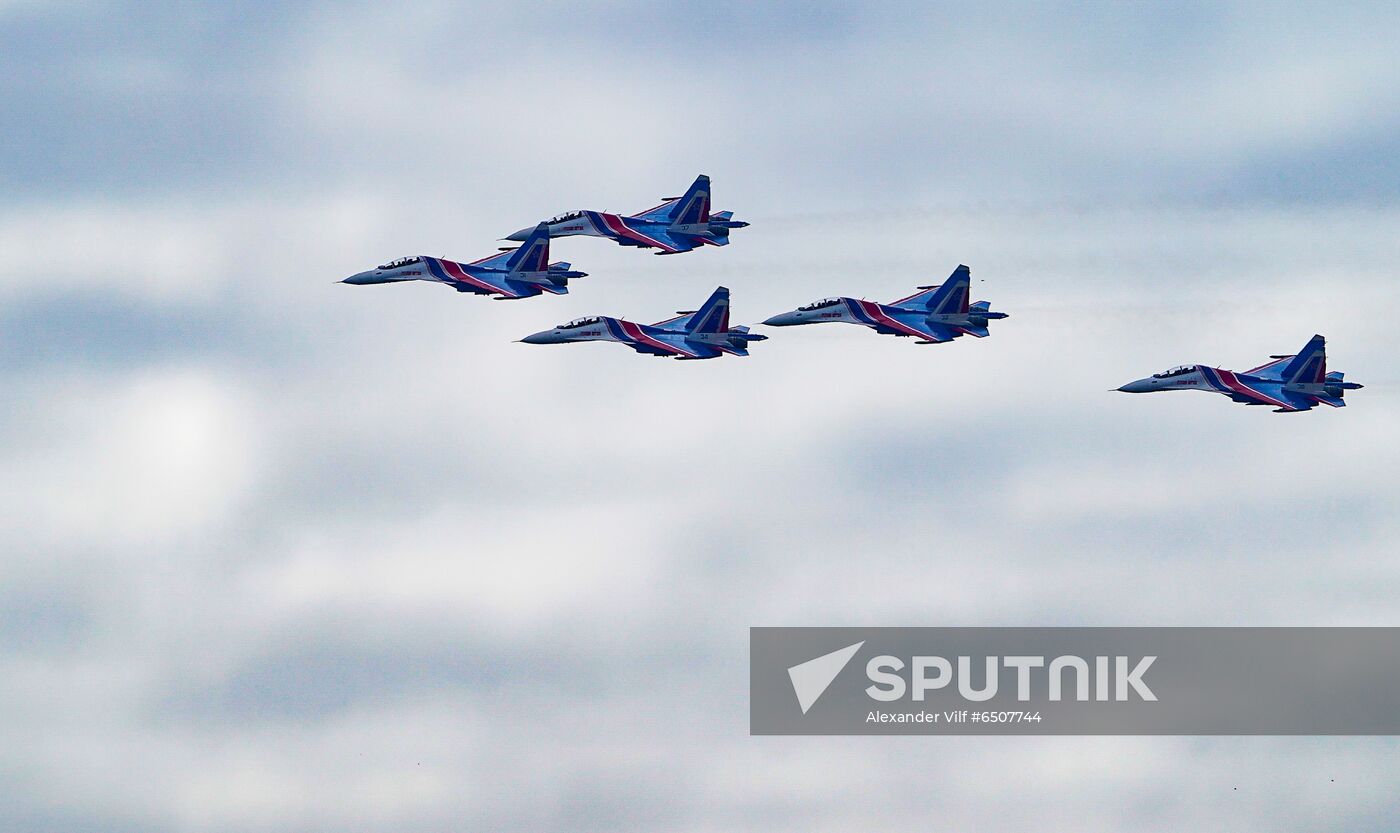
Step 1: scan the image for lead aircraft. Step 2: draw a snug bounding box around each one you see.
[503,175,748,255]
[762,265,1007,344]
[519,286,765,359]
[341,223,585,300]
[1116,334,1363,412]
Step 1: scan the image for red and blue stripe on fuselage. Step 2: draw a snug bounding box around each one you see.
[582,210,686,253]
[422,256,553,299]
[1198,365,1305,410]
[843,298,971,342]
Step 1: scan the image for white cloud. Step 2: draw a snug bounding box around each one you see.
[4,4,1400,831]
[0,368,263,551]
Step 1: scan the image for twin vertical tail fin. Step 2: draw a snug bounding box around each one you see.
[1281,334,1327,386]
[679,287,763,354]
[923,264,972,315]
[668,174,712,226]
[685,285,731,336]
[505,223,551,273]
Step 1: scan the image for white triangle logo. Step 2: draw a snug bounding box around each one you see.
[787,641,865,714]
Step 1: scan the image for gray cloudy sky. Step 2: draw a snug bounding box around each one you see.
[2,2,1399,831]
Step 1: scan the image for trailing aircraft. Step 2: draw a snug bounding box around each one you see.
[341,223,585,300]
[1116,334,1363,412]
[519,286,765,359]
[503,175,747,255]
[762,265,1007,344]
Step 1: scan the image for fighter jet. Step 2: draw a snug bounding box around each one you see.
[503,175,748,255]
[519,286,766,359]
[761,265,1007,344]
[340,223,586,300]
[1116,334,1363,412]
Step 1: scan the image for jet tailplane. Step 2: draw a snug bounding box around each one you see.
[504,223,552,273]
[922,265,972,315]
[1281,334,1327,386]
[683,286,732,341]
[666,174,711,226]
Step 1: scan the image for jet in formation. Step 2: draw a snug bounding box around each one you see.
[761,264,1007,344]
[1116,334,1362,412]
[520,286,766,359]
[504,175,748,255]
[341,223,586,300]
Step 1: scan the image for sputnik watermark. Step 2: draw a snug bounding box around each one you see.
[864,654,1156,702]
[751,628,1400,735]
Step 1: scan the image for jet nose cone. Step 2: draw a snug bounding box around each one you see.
[519,331,557,345]
[504,227,533,242]
[341,271,375,285]
[1116,379,1154,393]
[762,311,801,326]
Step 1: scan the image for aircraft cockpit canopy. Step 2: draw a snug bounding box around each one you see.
[797,298,843,311]
[377,256,421,270]
[1152,365,1195,378]
[560,316,601,329]
[547,211,584,224]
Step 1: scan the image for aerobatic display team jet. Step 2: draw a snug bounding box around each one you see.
[761,265,1007,344]
[341,223,585,300]
[519,286,765,359]
[504,175,748,255]
[1116,334,1363,412]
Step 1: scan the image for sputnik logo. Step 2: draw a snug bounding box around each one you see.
[787,641,864,714]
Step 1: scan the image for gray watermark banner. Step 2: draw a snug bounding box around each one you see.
[750,627,1400,735]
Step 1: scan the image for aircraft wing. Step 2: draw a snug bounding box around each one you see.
[650,310,699,330]
[591,213,694,253]
[1242,355,1293,381]
[889,286,943,307]
[499,278,560,298]
[668,230,728,249]
[1259,384,1317,411]
[847,301,959,342]
[631,225,696,254]
[422,256,527,298]
[633,198,681,223]
[919,324,962,342]
[463,249,517,270]
[1202,368,1314,411]
[614,321,709,357]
